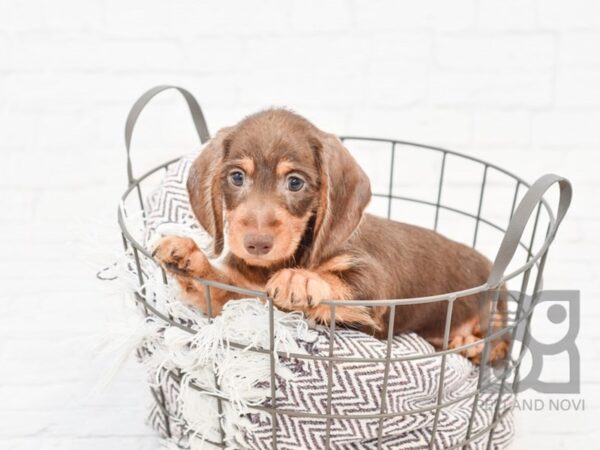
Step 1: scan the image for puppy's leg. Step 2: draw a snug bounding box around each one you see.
[448,333,485,360]
[266,268,379,330]
[152,236,241,316]
[445,316,484,360]
[475,289,511,366]
[448,307,510,365]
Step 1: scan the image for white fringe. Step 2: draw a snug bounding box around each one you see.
[98,222,318,448]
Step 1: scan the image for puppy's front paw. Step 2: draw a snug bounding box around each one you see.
[266,269,333,311]
[151,236,209,276]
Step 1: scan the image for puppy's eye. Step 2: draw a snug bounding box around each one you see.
[287,176,305,192]
[230,170,245,187]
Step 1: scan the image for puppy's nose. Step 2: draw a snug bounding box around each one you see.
[244,234,273,256]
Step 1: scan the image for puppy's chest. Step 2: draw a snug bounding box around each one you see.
[222,256,274,291]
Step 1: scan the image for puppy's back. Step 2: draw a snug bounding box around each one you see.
[349,214,492,300]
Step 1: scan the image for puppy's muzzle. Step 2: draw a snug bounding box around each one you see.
[244,233,274,256]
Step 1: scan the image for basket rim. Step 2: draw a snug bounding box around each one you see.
[118,136,555,307]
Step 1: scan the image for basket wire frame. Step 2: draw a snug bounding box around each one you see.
[117,86,571,450]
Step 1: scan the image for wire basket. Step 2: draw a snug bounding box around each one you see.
[117,86,572,449]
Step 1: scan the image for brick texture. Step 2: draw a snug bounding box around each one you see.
[0,1,598,449]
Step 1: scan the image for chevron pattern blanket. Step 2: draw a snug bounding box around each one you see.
[121,154,514,449]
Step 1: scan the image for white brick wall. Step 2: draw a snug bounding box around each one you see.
[0,1,598,449]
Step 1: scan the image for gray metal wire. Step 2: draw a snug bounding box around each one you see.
[117,86,571,450]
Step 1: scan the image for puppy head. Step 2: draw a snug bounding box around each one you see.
[187,109,371,267]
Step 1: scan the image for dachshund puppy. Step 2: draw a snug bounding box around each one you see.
[153,109,508,363]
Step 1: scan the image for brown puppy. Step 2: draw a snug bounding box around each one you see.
[153,109,508,363]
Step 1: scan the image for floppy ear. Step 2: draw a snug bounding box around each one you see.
[187,127,232,256]
[309,132,371,266]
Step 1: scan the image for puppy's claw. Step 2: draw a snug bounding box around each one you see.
[267,268,335,312]
[165,262,187,274]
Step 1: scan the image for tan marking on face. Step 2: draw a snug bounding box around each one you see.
[229,157,255,175]
[276,160,296,177]
[226,203,312,267]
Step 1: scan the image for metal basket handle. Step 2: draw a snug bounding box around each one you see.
[488,173,572,287]
[124,85,211,186]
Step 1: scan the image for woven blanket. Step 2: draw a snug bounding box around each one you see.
[116,154,514,449]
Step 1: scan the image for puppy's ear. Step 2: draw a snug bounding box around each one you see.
[310,132,371,265]
[187,127,232,256]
